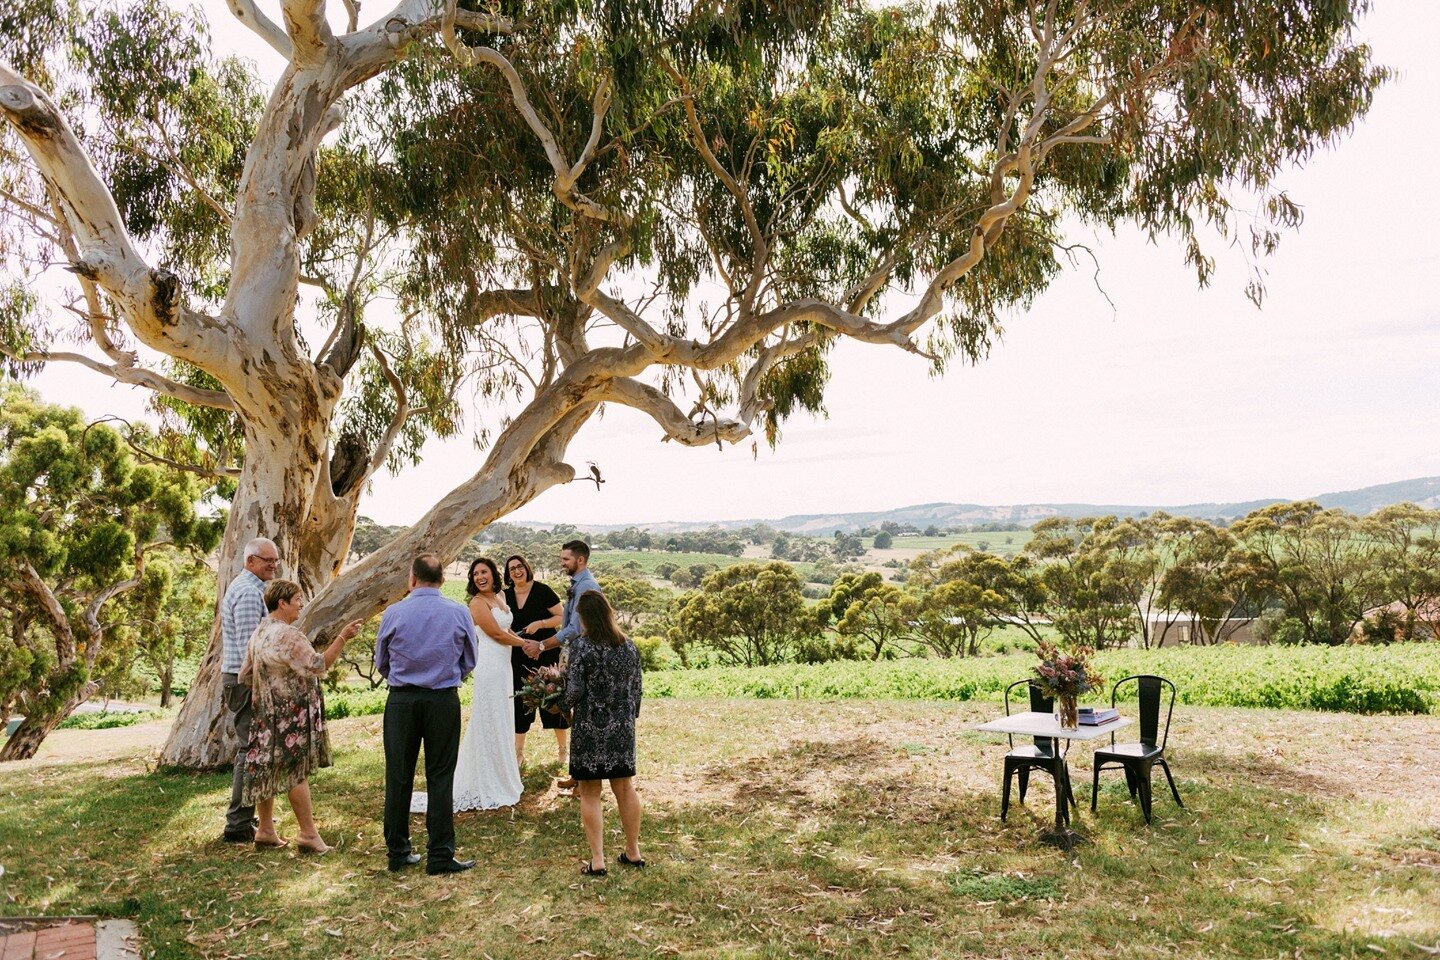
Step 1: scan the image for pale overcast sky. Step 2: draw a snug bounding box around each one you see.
[27,0,1440,526]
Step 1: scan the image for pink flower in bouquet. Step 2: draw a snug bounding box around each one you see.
[518,663,569,714]
[1031,640,1103,699]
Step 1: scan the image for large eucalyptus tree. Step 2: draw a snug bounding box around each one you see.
[0,0,1385,766]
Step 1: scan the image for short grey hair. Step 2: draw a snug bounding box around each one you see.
[243,537,278,561]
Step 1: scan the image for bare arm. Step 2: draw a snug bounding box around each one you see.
[319,619,364,669]
[520,602,565,635]
[471,597,526,647]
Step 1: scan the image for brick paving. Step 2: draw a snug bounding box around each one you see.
[0,921,97,960]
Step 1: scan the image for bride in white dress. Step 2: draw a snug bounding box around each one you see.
[412,558,529,813]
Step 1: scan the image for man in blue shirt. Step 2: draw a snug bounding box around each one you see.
[542,539,601,653]
[376,553,479,874]
[219,536,279,843]
[540,540,601,789]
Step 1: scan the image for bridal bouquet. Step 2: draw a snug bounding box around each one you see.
[517,663,568,715]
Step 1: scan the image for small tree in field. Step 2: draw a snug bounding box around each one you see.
[1364,504,1440,641]
[673,562,807,667]
[834,581,916,660]
[0,385,221,759]
[1,0,1387,765]
[1027,517,1136,649]
[1233,502,1383,645]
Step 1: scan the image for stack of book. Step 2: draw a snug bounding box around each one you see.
[1077,707,1120,726]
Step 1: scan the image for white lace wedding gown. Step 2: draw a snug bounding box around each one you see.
[411,605,523,812]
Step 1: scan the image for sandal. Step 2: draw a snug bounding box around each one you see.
[295,838,332,855]
[617,852,646,869]
[580,861,607,877]
[253,836,290,849]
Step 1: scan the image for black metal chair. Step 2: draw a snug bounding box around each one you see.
[1000,679,1077,823]
[1091,674,1184,824]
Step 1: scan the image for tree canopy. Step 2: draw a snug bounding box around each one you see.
[0,0,1388,766]
[0,383,222,758]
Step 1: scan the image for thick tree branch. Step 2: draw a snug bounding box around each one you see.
[0,63,229,369]
[16,564,75,662]
[341,0,512,87]
[600,378,751,447]
[226,0,295,60]
[281,0,335,65]
[297,401,594,637]
[456,288,547,325]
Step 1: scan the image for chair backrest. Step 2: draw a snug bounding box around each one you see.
[1004,677,1055,754]
[1109,674,1177,749]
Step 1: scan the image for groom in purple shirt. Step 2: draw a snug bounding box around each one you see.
[376,553,479,874]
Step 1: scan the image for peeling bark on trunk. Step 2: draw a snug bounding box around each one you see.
[159,404,331,768]
[296,468,362,599]
[161,619,235,768]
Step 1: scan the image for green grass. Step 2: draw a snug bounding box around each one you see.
[589,549,829,584]
[2,700,1437,958]
[881,532,1032,555]
[589,548,750,574]
[58,709,167,730]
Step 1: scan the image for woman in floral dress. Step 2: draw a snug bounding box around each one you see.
[239,579,362,854]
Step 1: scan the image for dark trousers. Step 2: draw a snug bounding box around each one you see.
[383,686,461,866]
[222,673,256,836]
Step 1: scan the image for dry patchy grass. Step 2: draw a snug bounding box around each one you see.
[1,700,1438,959]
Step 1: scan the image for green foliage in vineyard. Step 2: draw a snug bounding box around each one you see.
[643,644,1440,715]
[322,643,1439,719]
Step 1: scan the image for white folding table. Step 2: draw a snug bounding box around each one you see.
[974,711,1133,849]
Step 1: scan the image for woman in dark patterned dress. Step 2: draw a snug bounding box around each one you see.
[566,592,644,876]
[239,579,362,854]
[503,555,569,768]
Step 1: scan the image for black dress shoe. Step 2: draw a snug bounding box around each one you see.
[426,858,476,875]
[388,853,422,871]
[221,830,256,844]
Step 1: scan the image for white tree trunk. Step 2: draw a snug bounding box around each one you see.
[159,406,331,767]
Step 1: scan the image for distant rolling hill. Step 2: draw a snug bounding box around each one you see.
[522,476,1440,535]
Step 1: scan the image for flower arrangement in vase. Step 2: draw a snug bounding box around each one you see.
[1031,640,1104,729]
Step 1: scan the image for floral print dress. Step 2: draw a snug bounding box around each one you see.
[238,618,331,805]
[564,636,642,781]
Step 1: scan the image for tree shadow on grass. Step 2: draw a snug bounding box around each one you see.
[4,726,1438,960]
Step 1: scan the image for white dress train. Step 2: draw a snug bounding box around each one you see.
[411,604,523,812]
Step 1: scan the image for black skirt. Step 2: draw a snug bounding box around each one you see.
[569,760,636,781]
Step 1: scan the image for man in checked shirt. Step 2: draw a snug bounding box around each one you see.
[219,537,282,843]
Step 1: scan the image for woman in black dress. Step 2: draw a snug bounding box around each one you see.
[566,592,644,876]
[503,555,568,768]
